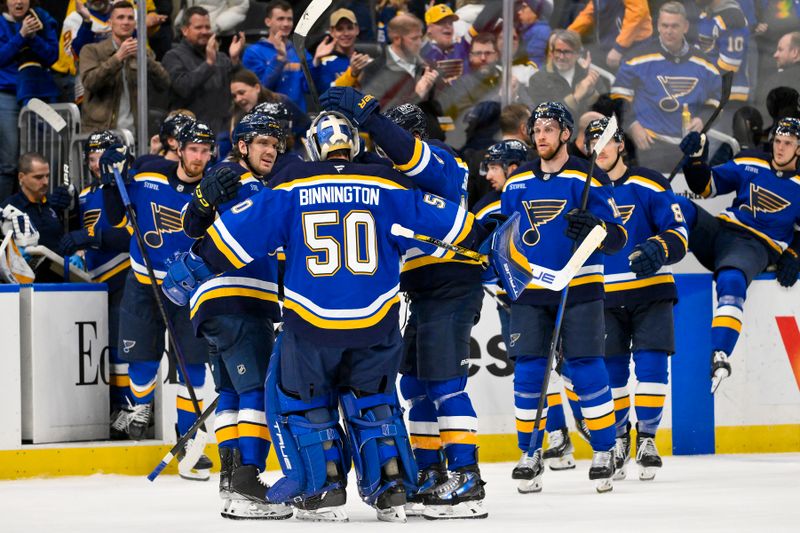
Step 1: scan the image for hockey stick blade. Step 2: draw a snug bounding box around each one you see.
[27,98,67,132]
[294,0,332,37]
[178,429,208,478]
[591,114,618,156]
[531,225,607,291]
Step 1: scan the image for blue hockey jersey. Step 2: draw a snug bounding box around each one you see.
[695,2,750,101]
[501,156,627,306]
[689,150,800,255]
[472,189,510,304]
[78,184,131,292]
[182,161,281,329]
[195,160,480,347]
[611,39,721,141]
[604,167,688,307]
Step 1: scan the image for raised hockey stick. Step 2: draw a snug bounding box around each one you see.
[148,396,219,481]
[666,71,734,183]
[520,116,618,479]
[292,0,332,112]
[112,168,207,428]
[390,222,606,292]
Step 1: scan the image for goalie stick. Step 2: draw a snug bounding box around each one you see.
[521,116,618,478]
[292,0,332,112]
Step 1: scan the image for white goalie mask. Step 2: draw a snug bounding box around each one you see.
[303,111,361,162]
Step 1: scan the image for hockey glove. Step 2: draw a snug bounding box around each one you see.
[564,208,605,244]
[191,166,241,216]
[59,228,102,256]
[629,238,667,278]
[48,186,75,212]
[320,87,380,127]
[68,254,85,271]
[776,248,800,288]
[679,132,708,161]
[1,205,39,247]
[162,250,214,306]
[99,144,132,186]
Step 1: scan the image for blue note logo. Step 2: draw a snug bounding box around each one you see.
[144,203,184,248]
[740,184,789,217]
[521,199,567,246]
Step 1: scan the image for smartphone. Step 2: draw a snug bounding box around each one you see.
[27,9,42,27]
[436,59,463,79]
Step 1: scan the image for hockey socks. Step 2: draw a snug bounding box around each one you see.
[176,363,206,438]
[514,356,548,451]
[633,350,669,436]
[544,370,567,432]
[566,357,615,452]
[108,347,132,407]
[428,377,478,471]
[128,360,160,405]
[605,355,632,438]
[400,375,441,470]
[712,268,746,356]
[238,388,270,471]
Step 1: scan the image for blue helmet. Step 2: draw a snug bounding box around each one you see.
[527,101,574,137]
[178,121,215,150]
[304,111,360,161]
[480,140,529,174]
[774,117,800,140]
[385,103,427,139]
[84,130,122,159]
[159,113,195,147]
[253,101,292,130]
[233,112,287,153]
[583,116,624,151]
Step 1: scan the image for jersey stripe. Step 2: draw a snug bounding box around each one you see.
[273,174,409,191]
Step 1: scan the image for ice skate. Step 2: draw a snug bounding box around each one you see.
[423,465,488,520]
[636,434,662,481]
[221,464,292,520]
[710,350,731,394]
[613,425,631,480]
[124,400,152,440]
[218,447,239,499]
[543,428,576,470]
[375,481,408,523]
[574,417,591,443]
[512,449,544,493]
[293,479,348,522]
[589,450,615,493]
[109,406,130,440]
[405,462,447,517]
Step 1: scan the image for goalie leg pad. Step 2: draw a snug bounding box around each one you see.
[265,343,347,504]
[339,390,419,505]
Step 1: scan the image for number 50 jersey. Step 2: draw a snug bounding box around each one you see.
[196,160,481,347]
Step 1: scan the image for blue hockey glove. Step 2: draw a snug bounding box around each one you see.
[99,144,132,186]
[162,251,214,306]
[48,186,75,211]
[320,86,380,127]
[68,254,85,270]
[679,132,708,161]
[629,238,667,278]
[565,208,605,244]
[776,249,800,288]
[192,166,241,216]
[59,228,101,255]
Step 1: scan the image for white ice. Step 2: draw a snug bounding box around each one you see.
[2,454,799,532]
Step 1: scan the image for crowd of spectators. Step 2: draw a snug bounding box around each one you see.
[0,0,799,209]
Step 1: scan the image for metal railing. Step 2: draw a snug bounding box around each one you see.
[18,103,80,194]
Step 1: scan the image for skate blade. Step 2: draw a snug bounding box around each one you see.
[376,505,407,523]
[404,502,425,517]
[613,465,627,480]
[517,477,543,494]
[639,466,658,481]
[221,499,293,520]
[548,454,576,471]
[594,478,614,493]
[178,468,210,482]
[295,506,349,522]
[422,501,488,520]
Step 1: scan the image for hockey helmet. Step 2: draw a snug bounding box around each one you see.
[179,121,216,150]
[159,113,196,147]
[385,103,428,139]
[233,112,287,153]
[774,117,800,140]
[253,101,293,130]
[304,111,360,162]
[480,140,529,174]
[583,116,624,151]
[527,101,574,137]
[84,130,122,159]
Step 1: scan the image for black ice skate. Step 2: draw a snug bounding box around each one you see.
[543,428,576,470]
[109,406,130,440]
[575,417,592,443]
[589,450,615,493]
[406,461,447,516]
[636,433,662,481]
[293,476,348,522]
[512,449,544,493]
[221,463,293,520]
[423,465,487,520]
[710,350,731,393]
[218,447,239,499]
[374,473,408,523]
[124,400,152,440]
[613,424,631,480]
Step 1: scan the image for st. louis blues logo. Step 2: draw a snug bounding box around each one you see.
[740,184,790,218]
[618,204,636,225]
[656,76,699,112]
[144,202,184,248]
[82,208,101,231]
[521,199,567,246]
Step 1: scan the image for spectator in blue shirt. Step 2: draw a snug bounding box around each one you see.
[515,0,552,69]
[312,8,365,90]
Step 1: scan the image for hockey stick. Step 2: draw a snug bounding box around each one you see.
[390,222,606,292]
[292,0,332,112]
[111,168,207,428]
[522,116,618,464]
[148,395,219,481]
[666,71,734,183]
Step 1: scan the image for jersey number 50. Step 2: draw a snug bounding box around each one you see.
[302,210,378,276]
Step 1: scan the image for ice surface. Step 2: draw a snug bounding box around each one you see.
[1,454,798,532]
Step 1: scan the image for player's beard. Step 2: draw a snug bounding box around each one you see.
[181,159,204,179]
[538,141,562,161]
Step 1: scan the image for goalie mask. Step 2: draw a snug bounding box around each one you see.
[304,111,360,162]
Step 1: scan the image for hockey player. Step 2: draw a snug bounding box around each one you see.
[320,89,487,519]
[134,111,196,171]
[587,117,688,480]
[680,117,800,393]
[99,122,215,479]
[504,102,627,493]
[162,110,499,522]
[180,111,291,519]
[59,130,133,439]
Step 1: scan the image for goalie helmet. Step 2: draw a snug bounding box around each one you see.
[159,113,196,147]
[84,130,122,159]
[583,116,624,150]
[233,112,287,153]
[527,101,574,137]
[304,111,360,161]
[385,103,428,139]
[774,117,800,140]
[179,121,216,150]
[253,101,292,130]
[480,140,529,174]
